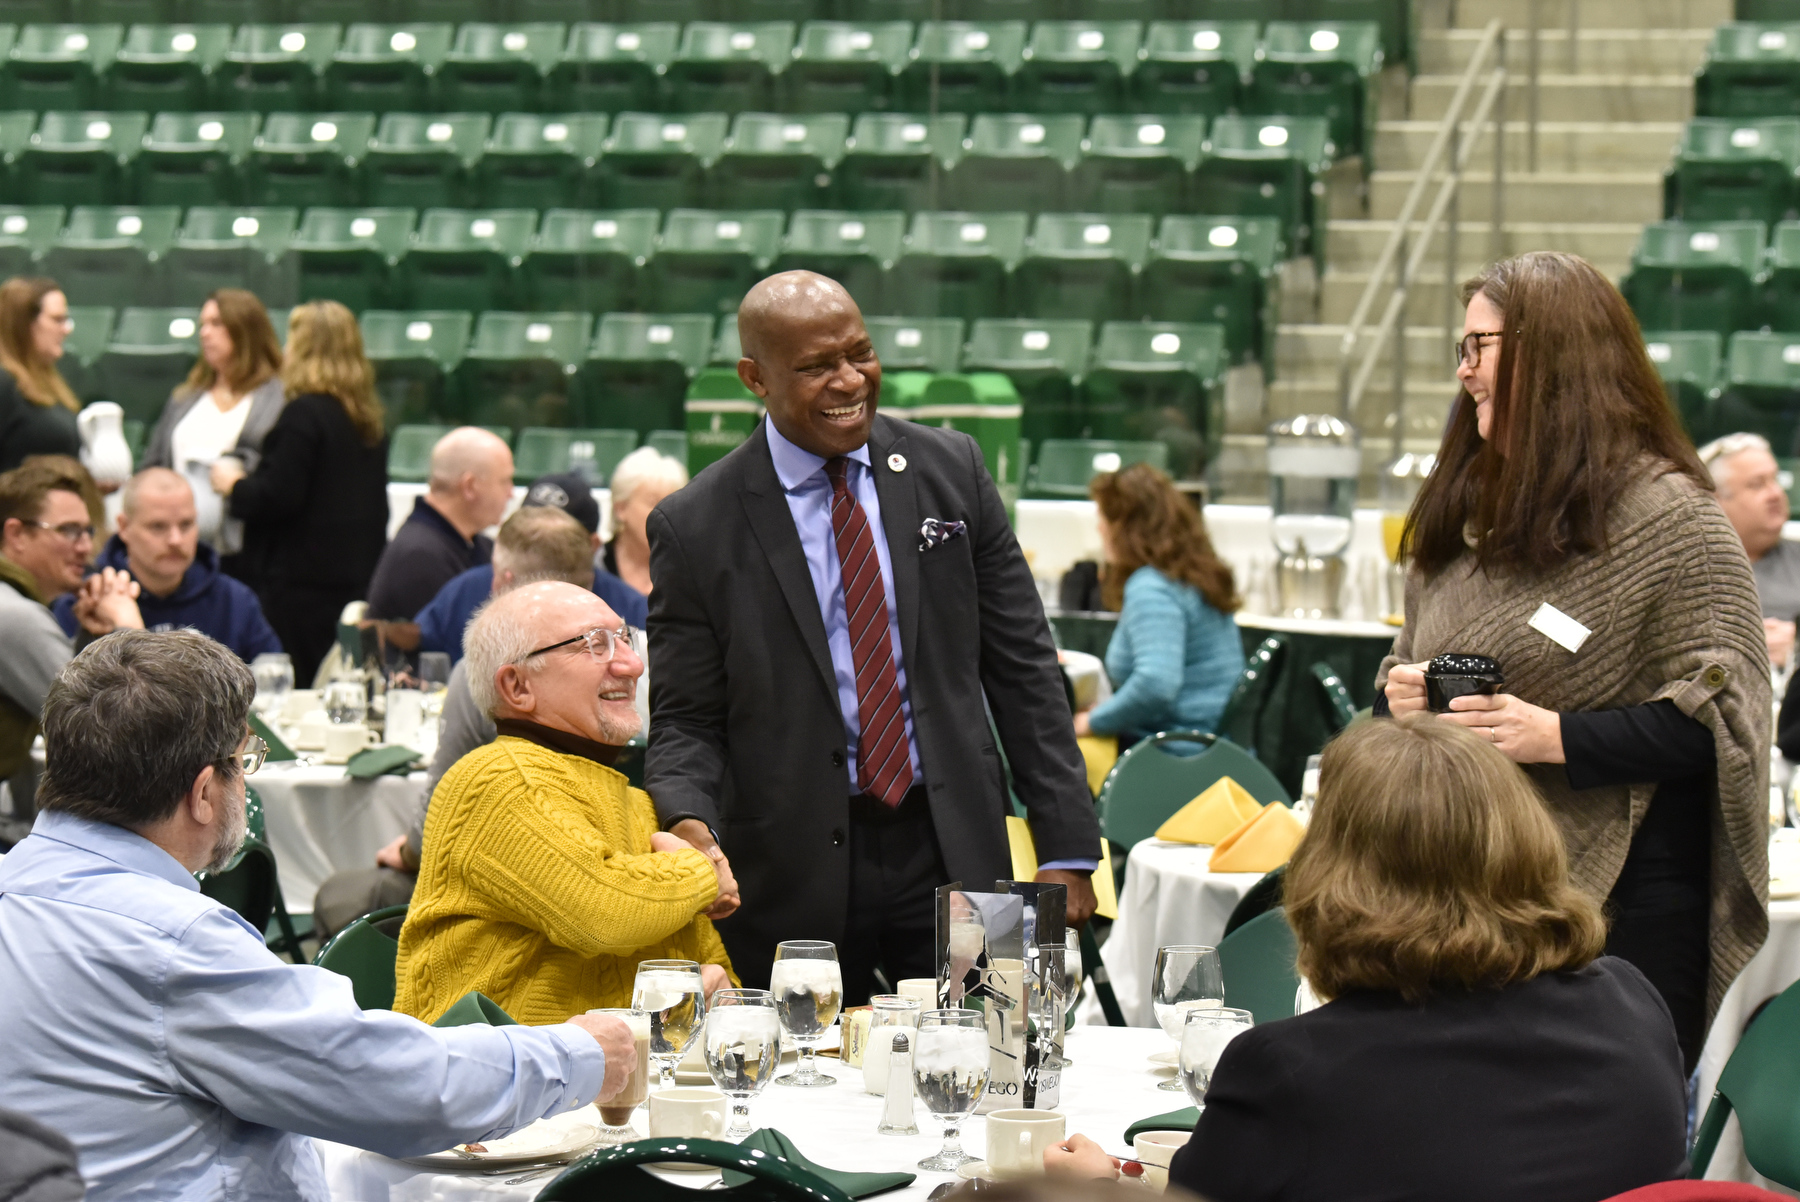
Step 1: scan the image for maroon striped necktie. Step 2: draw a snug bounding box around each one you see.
[826,456,915,807]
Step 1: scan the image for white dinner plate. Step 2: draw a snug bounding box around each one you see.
[403,1112,601,1169]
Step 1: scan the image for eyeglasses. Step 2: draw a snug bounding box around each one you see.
[234,734,268,776]
[1454,331,1505,369]
[527,624,640,664]
[25,520,95,544]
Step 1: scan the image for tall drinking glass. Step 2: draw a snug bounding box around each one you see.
[1151,945,1225,1091]
[586,1008,651,1143]
[770,940,842,1087]
[631,959,706,1090]
[1179,1006,1255,1108]
[912,1008,990,1171]
[704,989,781,1140]
[251,653,293,718]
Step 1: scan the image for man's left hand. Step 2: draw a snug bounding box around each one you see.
[1035,868,1097,927]
[1439,691,1564,764]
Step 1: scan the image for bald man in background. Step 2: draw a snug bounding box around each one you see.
[646,271,1101,1002]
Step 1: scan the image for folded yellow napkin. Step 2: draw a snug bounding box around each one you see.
[1155,777,1264,845]
[1209,802,1306,873]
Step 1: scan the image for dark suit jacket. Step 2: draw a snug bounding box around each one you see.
[1176,956,1688,1202]
[645,415,1100,985]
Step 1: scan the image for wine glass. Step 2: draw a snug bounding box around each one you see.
[631,959,706,1091]
[704,989,781,1140]
[250,653,293,718]
[1179,1006,1255,1108]
[912,1008,990,1172]
[1151,945,1225,1091]
[1063,929,1084,1034]
[323,676,365,725]
[770,940,842,1087]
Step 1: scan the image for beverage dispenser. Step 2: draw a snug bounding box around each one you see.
[1267,415,1360,620]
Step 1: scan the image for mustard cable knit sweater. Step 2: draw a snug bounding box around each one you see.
[394,735,734,1025]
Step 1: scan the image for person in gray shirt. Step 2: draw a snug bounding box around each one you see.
[1699,432,1800,666]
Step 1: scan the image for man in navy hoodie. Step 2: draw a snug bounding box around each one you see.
[53,469,281,663]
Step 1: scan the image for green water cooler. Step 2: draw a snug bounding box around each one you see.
[684,368,762,474]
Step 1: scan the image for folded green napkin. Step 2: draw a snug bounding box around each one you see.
[432,991,519,1028]
[1124,1107,1198,1144]
[249,712,297,762]
[721,1128,913,1198]
[345,744,422,779]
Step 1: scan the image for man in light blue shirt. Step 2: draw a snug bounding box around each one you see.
[0,629,635,1202]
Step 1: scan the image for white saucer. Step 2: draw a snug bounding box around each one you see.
[1146,1049,1177,1068]
[955,1161,1000,1182]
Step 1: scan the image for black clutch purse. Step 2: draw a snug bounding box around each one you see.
[1424,653,1504,713]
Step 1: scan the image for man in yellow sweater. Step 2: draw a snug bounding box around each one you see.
[395,582,737,1025]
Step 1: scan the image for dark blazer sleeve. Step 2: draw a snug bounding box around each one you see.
[1172,1025,1302,1202]
[226,400,318,525]
[644,503,730,832]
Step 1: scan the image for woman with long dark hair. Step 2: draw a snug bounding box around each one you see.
[0,278,81,473]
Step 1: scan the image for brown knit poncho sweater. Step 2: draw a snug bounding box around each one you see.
[1377,465,1771,1026]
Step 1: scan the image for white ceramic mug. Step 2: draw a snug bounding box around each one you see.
[323,722,369,762]
[1133,1130,1192,1193]
[294,710,331,750]
[985,1108,1065,1179]
[895,978,938,1006]
[282,689,322,722]
[647,1087,728,1139]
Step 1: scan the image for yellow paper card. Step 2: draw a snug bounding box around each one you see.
[1208,802,1307,873]
[1004,816,1120,922]
[1077,734,1119,797]
[1154,777,1264,845]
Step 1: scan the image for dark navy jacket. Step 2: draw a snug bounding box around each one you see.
[415,564,648,666]
[54,537,283,662]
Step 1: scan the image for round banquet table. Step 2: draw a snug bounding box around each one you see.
[314,1025,1176,1201]
[253,762,428,916]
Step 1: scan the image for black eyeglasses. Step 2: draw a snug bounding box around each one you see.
[25,519,95,544]
[1454,330,1505,369]
[526,624,640,664]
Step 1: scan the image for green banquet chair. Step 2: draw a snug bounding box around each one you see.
[196,786,307,964]
[1689,976,1800,1186]
[1217,908,1300,1026]
[313,903,407,1013]
[1095,729,1289,873]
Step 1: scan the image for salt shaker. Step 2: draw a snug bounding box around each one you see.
[876,1032,919,1135]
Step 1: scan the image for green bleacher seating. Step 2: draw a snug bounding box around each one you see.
[1718,329,1800,455]
[711,313,742,362]
[946,0,1043,23]
[1668,117,1800,224]
[1742,1,1800,16]
[42,204,179,307]
[361,310,470,427]
[594,110,725,211]
[437,23,562,114]
[645,428,687,468]
[162,205,298,306]
[513,426,638,483]
[1620,220,1767,339]
[946,112,1083,211]
[838,112,964,213]
[580,311,712,438]
[519,207,655,313]
[1013,20,1141,114]
[1301,0,1412,70]
[546,23,678,115]
[104,23,229,111]
[396,207,534,313]
[889,209,1026,322]
[1697,23,1800,119]
[1250,21,1383,161]
[1765,219,1800,329]
[710,111,849,211]
[772,209,905,310]
[1193,114,1333,261]
[476,112,608,209]
[1132,22,1258,117]
[1081,320,1225,478]
[93,305,197,424]
[70,1,180,20]
[616,0,712,23]
[899,22,1026,113]
[783,21,911,114]
[454,310,590,429]
[290,206,414,312]
[0,205,64,280]
[865,315,964,372]
[1014,211,1152,320]
[61,302,114,402]
[1644,329,1724,442]
[361,112,491,208]
[17,110,147,205]
[665,22,794,114]
[963,317,1092,445]
[0,110,34,198]
[856,0,938,19]
[2,25,123,111]
[322,23,452,113]
[131,111,256,206]
[242,111,376,209]
[216,24,341,112]
[1141,213,1283,368]
[646,207,783,316]
[1071,113,1206,217]
[387,422,448,482]
[1027,437,1168,499]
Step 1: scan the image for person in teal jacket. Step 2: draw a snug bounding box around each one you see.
[1075,463,1245,744]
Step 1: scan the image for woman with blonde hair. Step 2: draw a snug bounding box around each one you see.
[0,278,81,472]
[211,301,388,683]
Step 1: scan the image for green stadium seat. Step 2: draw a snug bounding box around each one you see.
[1298,0,1413,71]
[519,207,654,314]
[0,205,64,281]
[912,372,1023,502]
[1667,118,1800,224]
[865,315,963,372]
[453,311,591,430]
[387,422,449,482]
[93,306,198,425]
[1696,23,1800,119]
[946,112,1083,212]
[644,428,687,469]
[242,111,376,209]
[290,206,415,312]
[783,21,911,115]
[728,0,834,19]
[0,109,33,194]
[772,209,904,310]
[1619,220,1767,340]
[1026,437,1168,499]
[665,22,795,114]
[855,0,939,18]
[131,111,256,207]
[709,112,848,211]
[594,111,725,212]
[1248,22,1383,161]
[1014,211,1151,320]
[41,205,179,307]
[1766,220,1800,330]
[1643,329,1724,442]
[361,310,470,428]
[475,113,608,210]
[889,210,1027,322]
[61,302,114,402]
[2,25,122,111]
[945,0,1045,22]
[322,23,452,113]
[1081,320,1225,479]
[963,317,1092,445]
[1141,214,1283,368]
[514,426,638,483]
[1131,21,1257,117]
[437,23,562,115]
[1071,113,1206,217]
[162,205,298,306]
[838,112,964,213]
[16,110,147,206]
[1718,330,1800,455]
[616,0,712,21]
[1013,21,1142,115]
[396,207,534,313]
[711,313,743,363]
[546,23,677,115]
[104,23,229,111]
[579,312,713,438]
[645,207,784,316]
[899,21,1026,114]
[361,112,491,209]
[1193,114,1333,261]
[216,24,341,112]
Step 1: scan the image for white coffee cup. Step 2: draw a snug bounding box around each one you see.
[294,710,331,750]
[647,1087,728,1139]
[985,1108,1065,1179]
[283,689,322,722]
[895,978,938,1006]
[1133,1130,1191,1193]
[323,722,370,762]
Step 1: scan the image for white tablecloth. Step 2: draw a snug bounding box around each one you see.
[315,1026,1175,1201]
[255,763,427,915]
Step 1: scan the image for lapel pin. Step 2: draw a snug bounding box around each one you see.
[888,453,907,473]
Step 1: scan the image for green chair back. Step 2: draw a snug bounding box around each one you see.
[1082,319,1226,479]
[1620,220,1768,340]
[164,204,298,307]
[1698,22,1800,119]
[548,22,679,114]
[1143,213,1283,369]
[313,903,407,1012]
[838,111,964,212]
[242,111,377,210]
[664,21,795,114]
[1310,661,1357,733]
[1217,908,1299,1026]
[1012,20,1141,114]
[1132,21,1258,117]
[1095,730,1288,865]
[1644,330,1723,442]
[1016,211,1152,323]
[596,111,727,213]
[290,205,414,313]
[455,310,591,430]
[965,317,1092,445]
[363,311,471,429]
[388,423,450,483]
[437,22,563,114]
[710,112,849,211]
[521,207,656,314]
[898,21,1026,113]
[1027,438,1164,500]
[1669,117,1800,225]
[398,206,534,313]
[196,787,306,962]
[1218,635,1287,756]
[477,113,610,210]
[784,20,912,114]
[1072,113,1208,217]
[1690,975,1800,1185]
[538,1137,851,1202]
[106,24,231,112]
[93,306,199,424]
[646,207,785,316]
[773,209,905,308]
[61,303,114,401]
[219,24,341,112]
[43,204,181,307]
[946,112,1084,212]
[322,22,453,113]
[889,210,1028,322]
[2,24,124,111]
[865,315,964,373]
[514,426,638,483]
[17,110,149,207]
[131,109,255,207]
[0,203,62,282]
[362,112,493,210]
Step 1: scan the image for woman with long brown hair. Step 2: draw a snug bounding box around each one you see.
[1074,462,1243,742]
[1378,251,1768,1074]
[211,300,389,683]
[0,278,81,473]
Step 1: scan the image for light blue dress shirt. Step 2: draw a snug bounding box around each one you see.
[0,809,606,1202]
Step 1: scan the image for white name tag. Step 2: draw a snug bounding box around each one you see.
[1528,602,1591,653]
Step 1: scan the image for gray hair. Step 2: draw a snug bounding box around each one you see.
[1697,432,1774,493]
[462,593,545,718]
[607,446,689,537]
[38,630,253,828]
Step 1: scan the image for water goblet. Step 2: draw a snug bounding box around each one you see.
[1179,1006,1255,1108]
[631,959,707,1091]
[1152,945,1225,1091]
[324,676,366,725]
[912,1008,990,1171]
[704,989,781,1140]
[770,940,842,1087]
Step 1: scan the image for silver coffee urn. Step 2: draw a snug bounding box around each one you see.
[1267,415,1360,620]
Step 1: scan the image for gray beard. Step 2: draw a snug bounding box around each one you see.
[202,790,249,875]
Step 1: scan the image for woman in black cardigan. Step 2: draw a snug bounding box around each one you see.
[211,300,388,685]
